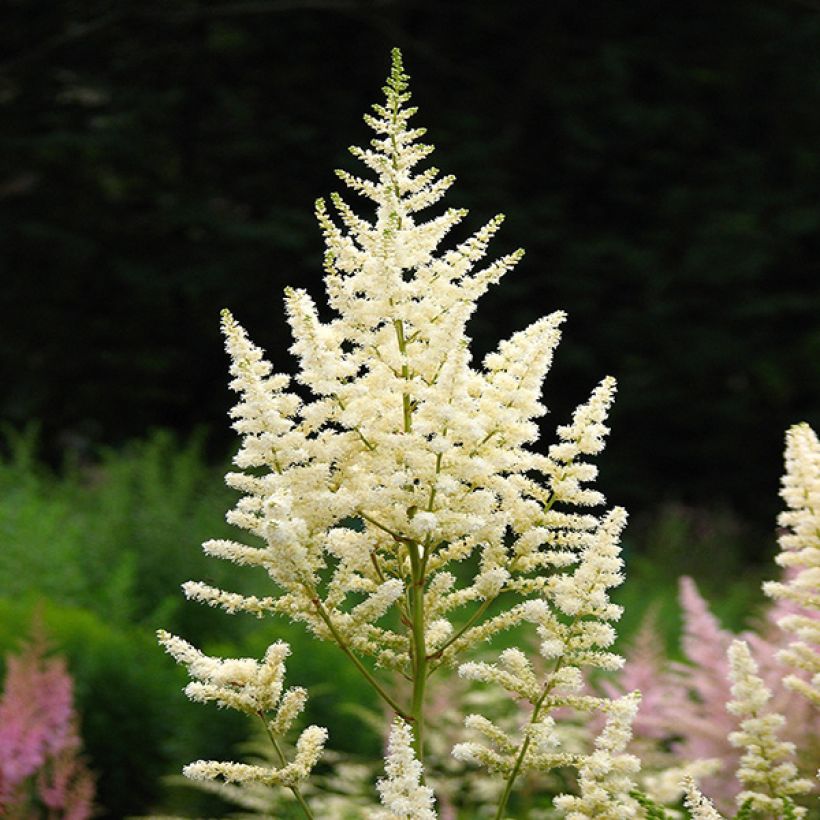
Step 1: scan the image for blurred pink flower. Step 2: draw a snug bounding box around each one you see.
[608,576,819,814]
[0,618,95,818]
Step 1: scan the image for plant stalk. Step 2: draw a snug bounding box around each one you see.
[258,712,315,820]
[310,595,409,721]
[493,659,565,820]
[409,543,428,764]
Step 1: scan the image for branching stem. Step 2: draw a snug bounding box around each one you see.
[257,711,315,820]
[309,594,409,721]
[493,658,565,820]
[408,541,428,765]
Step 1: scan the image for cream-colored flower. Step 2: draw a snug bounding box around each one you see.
[161,46,633,818]
[372,719,437,819]
[726,640,812,817]
[681,775,723,820]
[763,422,820,708]
[553,692,642,819]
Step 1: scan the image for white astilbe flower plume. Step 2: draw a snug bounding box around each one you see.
[453,509,630,814]
[371,719,436,819]
[763,422,820,708]
[160,47,631,817]
[726,639,813,817]
[181,46,622,684]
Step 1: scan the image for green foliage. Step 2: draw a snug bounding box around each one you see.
[630,789,671,820]
[734,798,756,819]
[0,427,263,641]
[0,434,378,815]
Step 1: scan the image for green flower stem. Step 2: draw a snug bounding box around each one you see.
[493,560,602,819]
[426,596,494,673]
[394,319,413,433]
[358,510,414,544]
[408,542,428,765]
[257,712,315,820]
[428,487,562,673]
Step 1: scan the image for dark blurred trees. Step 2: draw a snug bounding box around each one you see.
[1,0,819,533]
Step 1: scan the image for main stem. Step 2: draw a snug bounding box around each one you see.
[310,593,410,720]
[409,544,427,763]
[394,316,426,761]
[394,318,413,433]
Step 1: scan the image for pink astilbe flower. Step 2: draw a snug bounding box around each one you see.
[610,576,819,813]
[669,577,738,769]
[603,579,737,810]
[36,724,96,820]
[0,620,95,818]
[599,613,680,742]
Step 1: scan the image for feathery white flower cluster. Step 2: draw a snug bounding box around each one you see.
[163,47,639,818]
[452,508,630,815]
[763,422,820,708]
[371,719,436,819]
[553,693,642,820]
[185,47,621,679]
[157,631,326,791]
[726,639,812,817]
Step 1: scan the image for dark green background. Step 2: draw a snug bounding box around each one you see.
[2,0,819,541]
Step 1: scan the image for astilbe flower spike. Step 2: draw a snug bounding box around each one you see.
[157,630,326,812]
[371,718,437,819]
[726,639,813,817]
[161,47,641,817]
[682,776,723,820]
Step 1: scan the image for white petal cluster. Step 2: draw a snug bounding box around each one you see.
[184,725,328,788]
[157,631,327,788]
[452,510,629,801]
[763,422,820,708]
[726,639,813,816]
[158,631,294,714]
[553,692,642,819]
[681,776,724,820]
[372,719,437,819]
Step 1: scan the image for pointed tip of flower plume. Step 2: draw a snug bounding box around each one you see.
[388,47,408,92]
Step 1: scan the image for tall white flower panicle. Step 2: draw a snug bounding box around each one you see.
[178,47,621,704]
[164,47,627,817]
[157,631,327,794]
[763,422,820,708]
[371,719,437,819]
[726,639,813,817]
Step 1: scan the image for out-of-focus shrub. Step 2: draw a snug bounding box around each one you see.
[0,427,265,642]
